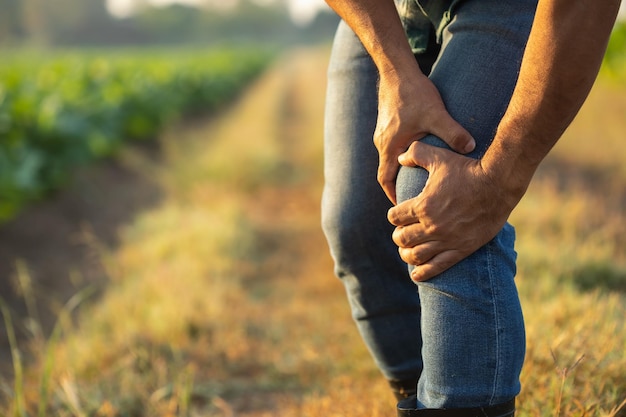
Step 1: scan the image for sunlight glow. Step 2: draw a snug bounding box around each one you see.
[106,0,330,25]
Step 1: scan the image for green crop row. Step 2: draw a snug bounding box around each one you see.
[0,47,273,221]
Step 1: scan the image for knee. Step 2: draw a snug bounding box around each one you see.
[321,194,364,263]
[396,166,429,204]
[321,191,390,274]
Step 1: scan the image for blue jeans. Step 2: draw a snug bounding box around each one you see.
[321,0,537,408]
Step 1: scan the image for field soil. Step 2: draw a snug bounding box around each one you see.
[0,135,165,374]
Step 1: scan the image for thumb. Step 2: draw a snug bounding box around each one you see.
[430,110,476,154]
[398,140,447,169]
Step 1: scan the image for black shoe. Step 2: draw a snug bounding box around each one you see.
[397,395,515,417]
[388,378,419,401]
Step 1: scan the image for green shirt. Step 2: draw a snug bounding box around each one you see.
[396,0,458,54]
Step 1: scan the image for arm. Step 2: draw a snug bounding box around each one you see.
[325,0,475,203]
[389,0,622,281]
[324,0,418,76]
[484,0,622,205]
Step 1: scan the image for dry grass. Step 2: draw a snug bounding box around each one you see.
[1,48,625,416]
[511,77,626,417]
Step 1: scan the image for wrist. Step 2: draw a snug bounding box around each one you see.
[376,51,424,85]
[481,126,538,210]
[377,58,427,107]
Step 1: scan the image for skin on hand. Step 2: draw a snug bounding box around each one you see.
[322,0,476,204]
[387,141,520,282]
[325,0,620,283]
[375,70,475,204]
[385,0,621,282]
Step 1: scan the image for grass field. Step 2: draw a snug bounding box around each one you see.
[0,47,625,416]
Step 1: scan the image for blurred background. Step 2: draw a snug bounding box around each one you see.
[0,1,625,416]
[0,0,340,46]
[3,0,624,47]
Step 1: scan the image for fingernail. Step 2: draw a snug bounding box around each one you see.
[410,271,419,282]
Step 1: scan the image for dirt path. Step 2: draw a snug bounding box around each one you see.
[0,140,169,376]
[0,47,375,413]
[0,106,226,378]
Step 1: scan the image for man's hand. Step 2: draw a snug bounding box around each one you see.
[322,0,475,204]
[387,141,520,282]
[375,71,475,204]
[325,0,620,280]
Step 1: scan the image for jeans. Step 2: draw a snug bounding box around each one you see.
[321,0,537,408]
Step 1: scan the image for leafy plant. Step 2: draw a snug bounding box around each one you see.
[0,47,272,221]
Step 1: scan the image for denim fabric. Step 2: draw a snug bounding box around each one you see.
[322,0,537,409]
[322,20,426,381]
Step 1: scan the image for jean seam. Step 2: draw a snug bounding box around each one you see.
[487,240,500,405]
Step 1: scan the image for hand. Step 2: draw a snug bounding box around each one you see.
[374,71,476,204]
[387,141,520,282]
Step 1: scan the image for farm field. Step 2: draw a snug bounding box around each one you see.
[0,47,272,221]
[0,47,625,416]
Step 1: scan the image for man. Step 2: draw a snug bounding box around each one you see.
[320,0,621,415]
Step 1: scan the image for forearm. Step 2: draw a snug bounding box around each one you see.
[326,0,479,203]
[324,0,422,78]
[484,0,621,202]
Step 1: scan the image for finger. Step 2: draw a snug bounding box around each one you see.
[391,223,429,248]
[398,242,440,266]
[397,140,450,170]
[377,154,399,204]
[387,195,424,227]
[409,250,463,282]
[429,109,476,154]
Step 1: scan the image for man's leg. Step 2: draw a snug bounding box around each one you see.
[322,19,438,390]
[395,0,538,409]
